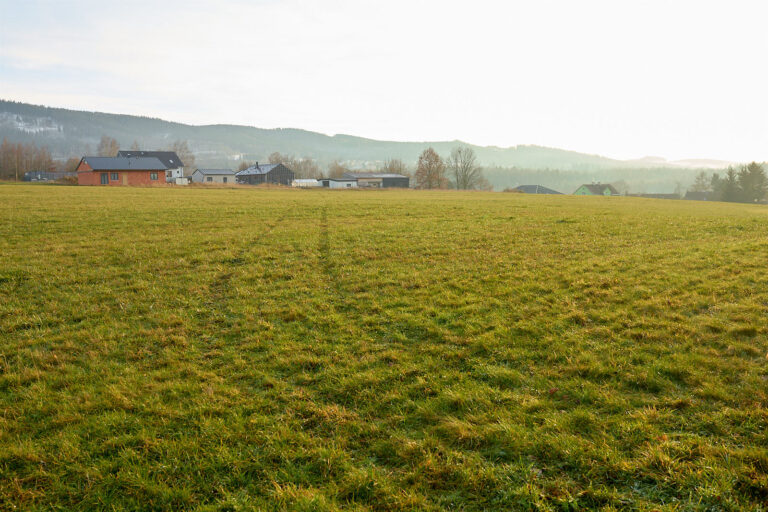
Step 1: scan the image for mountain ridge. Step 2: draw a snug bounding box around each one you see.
[0,99,735,171]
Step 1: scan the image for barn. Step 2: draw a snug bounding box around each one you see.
[76,156,167,186]
[236,163,294,186]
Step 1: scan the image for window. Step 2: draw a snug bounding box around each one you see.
[223,177,227,183]
[346,183,352,188]
[150,172,158,181]
[100,173,109,185]
[111,172,118,181]
[206,177,212,182]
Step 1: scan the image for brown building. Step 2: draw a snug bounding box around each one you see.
[76,156,167,186]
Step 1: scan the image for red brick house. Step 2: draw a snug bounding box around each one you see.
[76,156,167,186]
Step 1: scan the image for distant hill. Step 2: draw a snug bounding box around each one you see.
[1,99,631,170]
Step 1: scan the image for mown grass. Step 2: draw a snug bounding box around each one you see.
[1,184,767,511]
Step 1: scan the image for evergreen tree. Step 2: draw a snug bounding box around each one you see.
[720,167,741,202]
[737,162,767,203]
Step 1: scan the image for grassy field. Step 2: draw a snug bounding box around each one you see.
[1,184,767,511]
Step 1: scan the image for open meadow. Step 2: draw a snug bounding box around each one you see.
[1,184,767,511]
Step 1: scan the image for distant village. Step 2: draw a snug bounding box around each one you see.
[13,143,765,202]
[14,148,709,199]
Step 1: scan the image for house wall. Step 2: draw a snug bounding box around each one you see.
[382,177,410,188]
[574,186,591,195]
[165,167,184,182]
[192,172,234,184]
[77,168,164,186]
[328,180,357,189]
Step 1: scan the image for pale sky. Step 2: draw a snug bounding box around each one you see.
[1,0,766,161]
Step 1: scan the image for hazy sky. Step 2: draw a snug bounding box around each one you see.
[1,0,766,161]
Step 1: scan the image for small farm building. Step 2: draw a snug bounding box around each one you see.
[318,178,358,189]
[573,183,620,196]
[117,150,186,182]
[191,169,236,184]
[342,172,410,188]
[236,163,294,186]
[76,156,166,186]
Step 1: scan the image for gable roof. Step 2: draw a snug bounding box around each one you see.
[194,169,235,175]
[79,156,166,171]
[342,172,409,179]
[512,185,563,195]
[577,183,620,195]
[116,151,184,169]
[236,163,281,176]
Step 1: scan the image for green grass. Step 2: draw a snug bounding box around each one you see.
[1,184,767,511]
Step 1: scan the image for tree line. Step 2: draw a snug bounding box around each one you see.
[689,162,767,202]
[0,138,56,181]
[413,147,491,190]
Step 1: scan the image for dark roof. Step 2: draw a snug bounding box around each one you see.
[116,151,184,169]
[628,193,680,200]
[342,172,409,179]
[684,191,709,201]
[194,169,235,175]
[80,156,166,171]
[576,183,620,195]
[511,185,563,195]
[236,163,281,176]
[319,178,357,182]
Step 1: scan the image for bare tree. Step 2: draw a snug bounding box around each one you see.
[414,148,448,189]
[446,146,487,190]
[267,152,321,178]
[381,158,409,176]
[168,140,195,169]
[130,140,141,151]
[97,135,119,157]
[327,160,349,179]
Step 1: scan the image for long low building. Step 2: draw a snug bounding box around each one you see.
[342,172,409,188]
[318,178,358,189]
[76,156,167,186]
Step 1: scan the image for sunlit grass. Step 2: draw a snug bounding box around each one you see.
[1,185,767,510]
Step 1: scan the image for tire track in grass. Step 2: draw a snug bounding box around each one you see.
[197,213,287,336]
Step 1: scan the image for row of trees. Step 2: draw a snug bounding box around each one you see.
[0,138,55,180]
[690,162,767,203]
[414,147,491,190]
